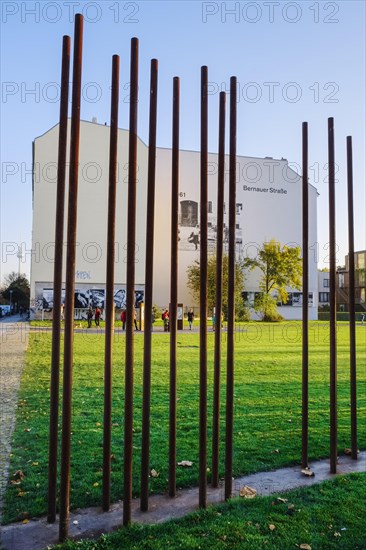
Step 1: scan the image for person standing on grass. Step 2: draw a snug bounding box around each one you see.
[95,306,101,327]
[212,311,216,331]
[162,308,170,332]
[87,305,93,328]
[134,310,139,331]
[187,308,194,330]
[121,309,126,330]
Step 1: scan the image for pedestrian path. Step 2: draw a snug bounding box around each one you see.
[0,316,29,510]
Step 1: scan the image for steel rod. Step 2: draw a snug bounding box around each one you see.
[328,117,337,474]
[59,14,83,542]
[346,135,358,459]
[199,65,208,508]
[102,54,120,512]
[169,76,180,498]
[301,121,309,469]
[225,76,237,501]
[212,92,226,488]
[123,37,139,527]
[140,58,158,512]
[47,34,70,524]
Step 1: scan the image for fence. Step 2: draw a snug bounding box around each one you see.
[44,14,360,543]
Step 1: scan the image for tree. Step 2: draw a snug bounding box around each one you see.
[244,240,302,321]
[2,272,30,311]
[186,254,248,320]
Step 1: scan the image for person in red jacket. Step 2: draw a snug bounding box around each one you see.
[121,309,126,330]
[95,306,101,326]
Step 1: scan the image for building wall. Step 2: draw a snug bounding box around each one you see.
[31,120,319,320]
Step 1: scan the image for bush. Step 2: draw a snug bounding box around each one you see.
[254,293,284,322]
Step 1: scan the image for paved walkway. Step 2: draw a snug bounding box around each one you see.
[0,316,29,509]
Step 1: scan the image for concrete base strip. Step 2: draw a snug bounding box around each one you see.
[1,452,365,550]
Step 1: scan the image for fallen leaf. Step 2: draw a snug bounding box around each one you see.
[299,545,312,550]
[93,482,99,487]
[13,470,25,481]
[301,468,315,477]
[177,460,193,467]
[269,524,276,531]
[73,520,79,525]
[344,448,352,455]
[32,462,39,466]
[24,428,31,432]
[272,449,280,454]
[277,497,288,503]
[239,486,257,499]
[150,469,159,478]
[22,519,29,524]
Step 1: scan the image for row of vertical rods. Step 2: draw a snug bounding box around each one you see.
[328,117,338,474]
[225,76,237,501]
[301,122,309,469]
[47,34,70,524]
[169,76,180,498]
[102,54,120,512]
[346,136,358,459]
[48,21,360,539]
[59,13,84,543]
[211,92,226,488]
[199,66,208,508]
[123,36,139,527]
[140,59,159,512]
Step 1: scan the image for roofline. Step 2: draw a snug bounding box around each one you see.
[33,120,318,192]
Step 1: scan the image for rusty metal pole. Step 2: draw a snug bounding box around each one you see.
[301,122,309,469]
[102,54,120,512]
[328,117,337,474]
[199,66,208,508]
[169,76,180,498]
[225,77,237,501]
[140,58,158,512]
[59,14,83,543]
[212,92,226,488]
[123,37,139,527]
[346,136,358,459]
[47,34,70,524]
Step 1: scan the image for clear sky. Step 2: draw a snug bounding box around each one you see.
[1,0,365,283]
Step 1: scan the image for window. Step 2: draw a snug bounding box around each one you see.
[236,203,243,214]
[323,278,330,288]
[319,292,329,303]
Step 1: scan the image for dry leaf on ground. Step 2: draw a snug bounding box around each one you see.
[269,524,276,531]
[299,545,312,550]
[177,460,193,467]
[150,469,159,478]
[239,485,257,498]
[301,468,315,477]
[13,470,25,481]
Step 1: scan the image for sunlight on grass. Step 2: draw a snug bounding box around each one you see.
[2,321,365,523]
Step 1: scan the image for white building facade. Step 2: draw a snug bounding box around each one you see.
[31,120,319,320]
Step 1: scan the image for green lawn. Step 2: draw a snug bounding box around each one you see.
[54,473,366,549]
[2,321,365,524]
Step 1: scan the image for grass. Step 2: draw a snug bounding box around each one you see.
[2,321,365,525]
[55,473,366,549]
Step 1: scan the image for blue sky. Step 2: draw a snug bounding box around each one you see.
[1,0,365,282]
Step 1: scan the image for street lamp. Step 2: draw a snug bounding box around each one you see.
[9,290,13,313]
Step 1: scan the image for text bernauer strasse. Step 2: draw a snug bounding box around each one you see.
[243,185,287,194]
